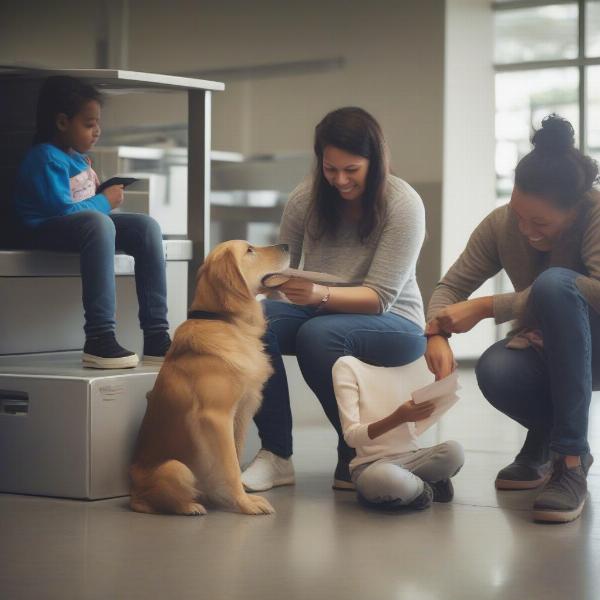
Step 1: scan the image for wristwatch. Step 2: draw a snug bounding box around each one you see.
[425,330,451,339]
[424,320,451,339]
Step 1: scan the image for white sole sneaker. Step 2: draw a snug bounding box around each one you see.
[241,449,296,492]
[142,355,165,366]
[532,497,587,523]
[332,478,356,491]
[82,353,139,369]
[243,476,295,493]
[495,473,552,490]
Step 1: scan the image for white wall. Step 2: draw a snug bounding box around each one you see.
[0,0,447,304]
[443,0,497,359]
[0,0,98,68]
[120,0,446,186]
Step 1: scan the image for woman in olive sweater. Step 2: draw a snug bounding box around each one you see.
[425,115,599,524]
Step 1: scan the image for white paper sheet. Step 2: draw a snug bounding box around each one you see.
[410,371,460,435]
[261,268,355,288]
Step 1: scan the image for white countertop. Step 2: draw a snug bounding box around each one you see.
[1,66,225,92]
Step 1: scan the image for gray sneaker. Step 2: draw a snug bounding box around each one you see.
[357,482,433,512]
[532,456,593,523]
[495,458,553,490]
[430,478,454,503]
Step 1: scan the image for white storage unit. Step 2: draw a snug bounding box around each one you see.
[0,352,158,500]
[0,240,193,356]
[0,68,224,501]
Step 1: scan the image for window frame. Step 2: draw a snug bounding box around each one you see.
[493,0,596,152]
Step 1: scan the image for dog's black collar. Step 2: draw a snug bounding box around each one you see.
[187,310,226,321]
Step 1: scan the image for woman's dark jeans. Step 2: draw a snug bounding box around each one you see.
[27,211,169,338]
[254,299,427,462]
[476,267,600,457]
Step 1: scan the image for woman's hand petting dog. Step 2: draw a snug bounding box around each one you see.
[279,278,328,306]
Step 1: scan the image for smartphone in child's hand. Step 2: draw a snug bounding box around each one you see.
[97,177,139,194]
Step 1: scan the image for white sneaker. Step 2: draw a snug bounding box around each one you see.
[241,449,295,492]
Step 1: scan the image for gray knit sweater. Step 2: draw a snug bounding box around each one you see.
[427,194,600,326]
[279,175,426,328]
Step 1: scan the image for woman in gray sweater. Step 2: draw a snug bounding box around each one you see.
[426,115,599,524]
[241,107,428,493]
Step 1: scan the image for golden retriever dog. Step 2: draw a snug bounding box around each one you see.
[130,240,289,516]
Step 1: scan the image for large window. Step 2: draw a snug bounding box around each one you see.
[494,1,600,204]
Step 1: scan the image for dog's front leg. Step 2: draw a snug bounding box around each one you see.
[201,411,274,515]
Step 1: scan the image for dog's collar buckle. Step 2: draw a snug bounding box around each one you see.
[187,310,226,321]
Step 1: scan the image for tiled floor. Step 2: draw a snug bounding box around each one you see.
[1,368,599,600]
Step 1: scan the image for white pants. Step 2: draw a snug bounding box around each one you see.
[352,441,465,506]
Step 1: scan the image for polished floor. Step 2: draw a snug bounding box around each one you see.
[1,368,599,600]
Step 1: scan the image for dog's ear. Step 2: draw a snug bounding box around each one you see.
[194,248,252,314]
[215,249,253,313]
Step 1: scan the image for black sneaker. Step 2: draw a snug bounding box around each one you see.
[332,458,356,491]
[430,478,454,503]
[83,333,139,369]
[143,331,172,364]
[357,481,433,512]
[532,457,591,523]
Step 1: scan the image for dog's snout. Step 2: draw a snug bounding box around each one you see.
[278,244,289,254]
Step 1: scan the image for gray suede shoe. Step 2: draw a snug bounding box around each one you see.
[532,456,593,523]
[495,458,553,490]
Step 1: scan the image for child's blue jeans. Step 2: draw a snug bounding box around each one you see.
[28,211,169,338]
[476,267,600,457]
[254,299,427,462]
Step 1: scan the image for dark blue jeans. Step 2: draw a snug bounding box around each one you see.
[254,299,427,461]
[28,211,169,338]
[476,267,600,457]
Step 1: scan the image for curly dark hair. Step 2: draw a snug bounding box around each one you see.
[308,107,390,241]
[34,75,104,144]
[515,114,598,209]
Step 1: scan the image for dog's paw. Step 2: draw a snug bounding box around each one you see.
[236,493,275,515]
[250,495,275,515]
[181,502,207,516]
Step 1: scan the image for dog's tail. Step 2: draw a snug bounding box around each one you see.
[130,460,200,515]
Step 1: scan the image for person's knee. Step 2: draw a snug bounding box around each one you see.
[80,212,115,244]
[142,215,162,237]
[356,463,422,504]
[296,319,337,377]
[262,300,302,345]
[531,267,577,310]
[437,441,465,477]
[262,299,293,321]
[296,319,329,360]
[137,215,163,247]
[475,347,500,402]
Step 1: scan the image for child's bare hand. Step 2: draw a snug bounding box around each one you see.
[394,400,436,424]
[102,184,124,209]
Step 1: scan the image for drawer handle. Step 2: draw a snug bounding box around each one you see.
[0,390,29,415]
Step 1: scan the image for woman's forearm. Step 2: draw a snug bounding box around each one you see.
[323,286,381,314]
